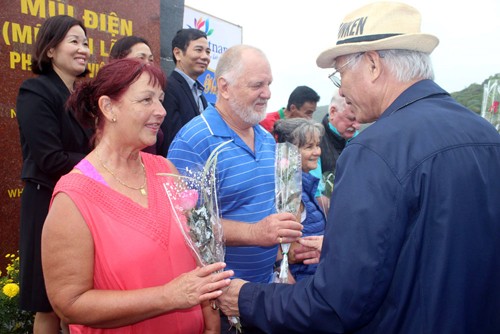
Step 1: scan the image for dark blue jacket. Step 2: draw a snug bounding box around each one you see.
[290,172,326,281]
[238,80,500,333]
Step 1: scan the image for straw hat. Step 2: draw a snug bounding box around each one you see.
[316,2,439,68]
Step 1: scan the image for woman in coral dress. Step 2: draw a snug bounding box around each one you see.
[41,58,233,333]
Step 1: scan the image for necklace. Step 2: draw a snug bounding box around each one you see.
[96,150,147,195]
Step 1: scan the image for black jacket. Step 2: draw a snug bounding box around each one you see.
[16,69,91,190]
[320,114,347,175]
[160,70,208,156]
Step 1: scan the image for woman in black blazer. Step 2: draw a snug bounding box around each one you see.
[16,15,91,333]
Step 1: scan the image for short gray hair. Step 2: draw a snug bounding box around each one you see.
[329,88,346,112]
[273,118,324,148]
[342,49,435,82]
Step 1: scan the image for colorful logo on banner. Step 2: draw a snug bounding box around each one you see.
[188,17,214,37]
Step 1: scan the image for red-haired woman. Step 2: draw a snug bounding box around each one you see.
[41,58,232,333]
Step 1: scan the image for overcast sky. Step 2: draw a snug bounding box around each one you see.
[185,0,500,111]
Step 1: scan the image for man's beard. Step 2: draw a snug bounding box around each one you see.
[229,98,267,126]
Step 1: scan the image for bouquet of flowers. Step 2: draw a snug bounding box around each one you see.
[481,79,500,132]
[159,140,242,332]
[160,165,224,267]
[274,142,302,283]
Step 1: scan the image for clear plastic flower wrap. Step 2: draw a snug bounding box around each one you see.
[161,171,224,266]
[481,79,500,132]
[274,142,302,283]
[158,140,242,332]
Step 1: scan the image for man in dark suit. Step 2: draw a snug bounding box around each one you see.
[160,28,211,156]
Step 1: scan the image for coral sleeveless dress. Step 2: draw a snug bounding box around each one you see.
[52,153,203,333]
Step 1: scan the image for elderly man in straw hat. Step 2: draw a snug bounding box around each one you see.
[217,2,500,333]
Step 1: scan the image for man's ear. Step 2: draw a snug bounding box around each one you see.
[329,105,337,118]
[365,51,382,81]
[173,47,183,62]
[217,77,230,100]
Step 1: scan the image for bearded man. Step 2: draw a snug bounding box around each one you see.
[168,45,303,334]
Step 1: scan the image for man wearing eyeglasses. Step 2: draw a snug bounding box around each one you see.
[217,2,500,333]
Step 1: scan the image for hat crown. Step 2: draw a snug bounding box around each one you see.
[337,2,422,45]
[316,1,439,68]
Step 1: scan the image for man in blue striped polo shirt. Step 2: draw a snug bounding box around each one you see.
[168,44,303,333]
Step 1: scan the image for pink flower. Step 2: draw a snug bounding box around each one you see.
[178,190,199,211]
[279,158,289,169]
[489,101,499,114]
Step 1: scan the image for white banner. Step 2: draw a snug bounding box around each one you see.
[184,6,242,103]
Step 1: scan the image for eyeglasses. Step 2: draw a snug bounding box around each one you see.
[328,53,364,87]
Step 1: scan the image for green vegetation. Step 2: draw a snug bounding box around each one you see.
[451,73,500,114]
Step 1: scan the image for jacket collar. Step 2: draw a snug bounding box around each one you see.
[380,79,449,120]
